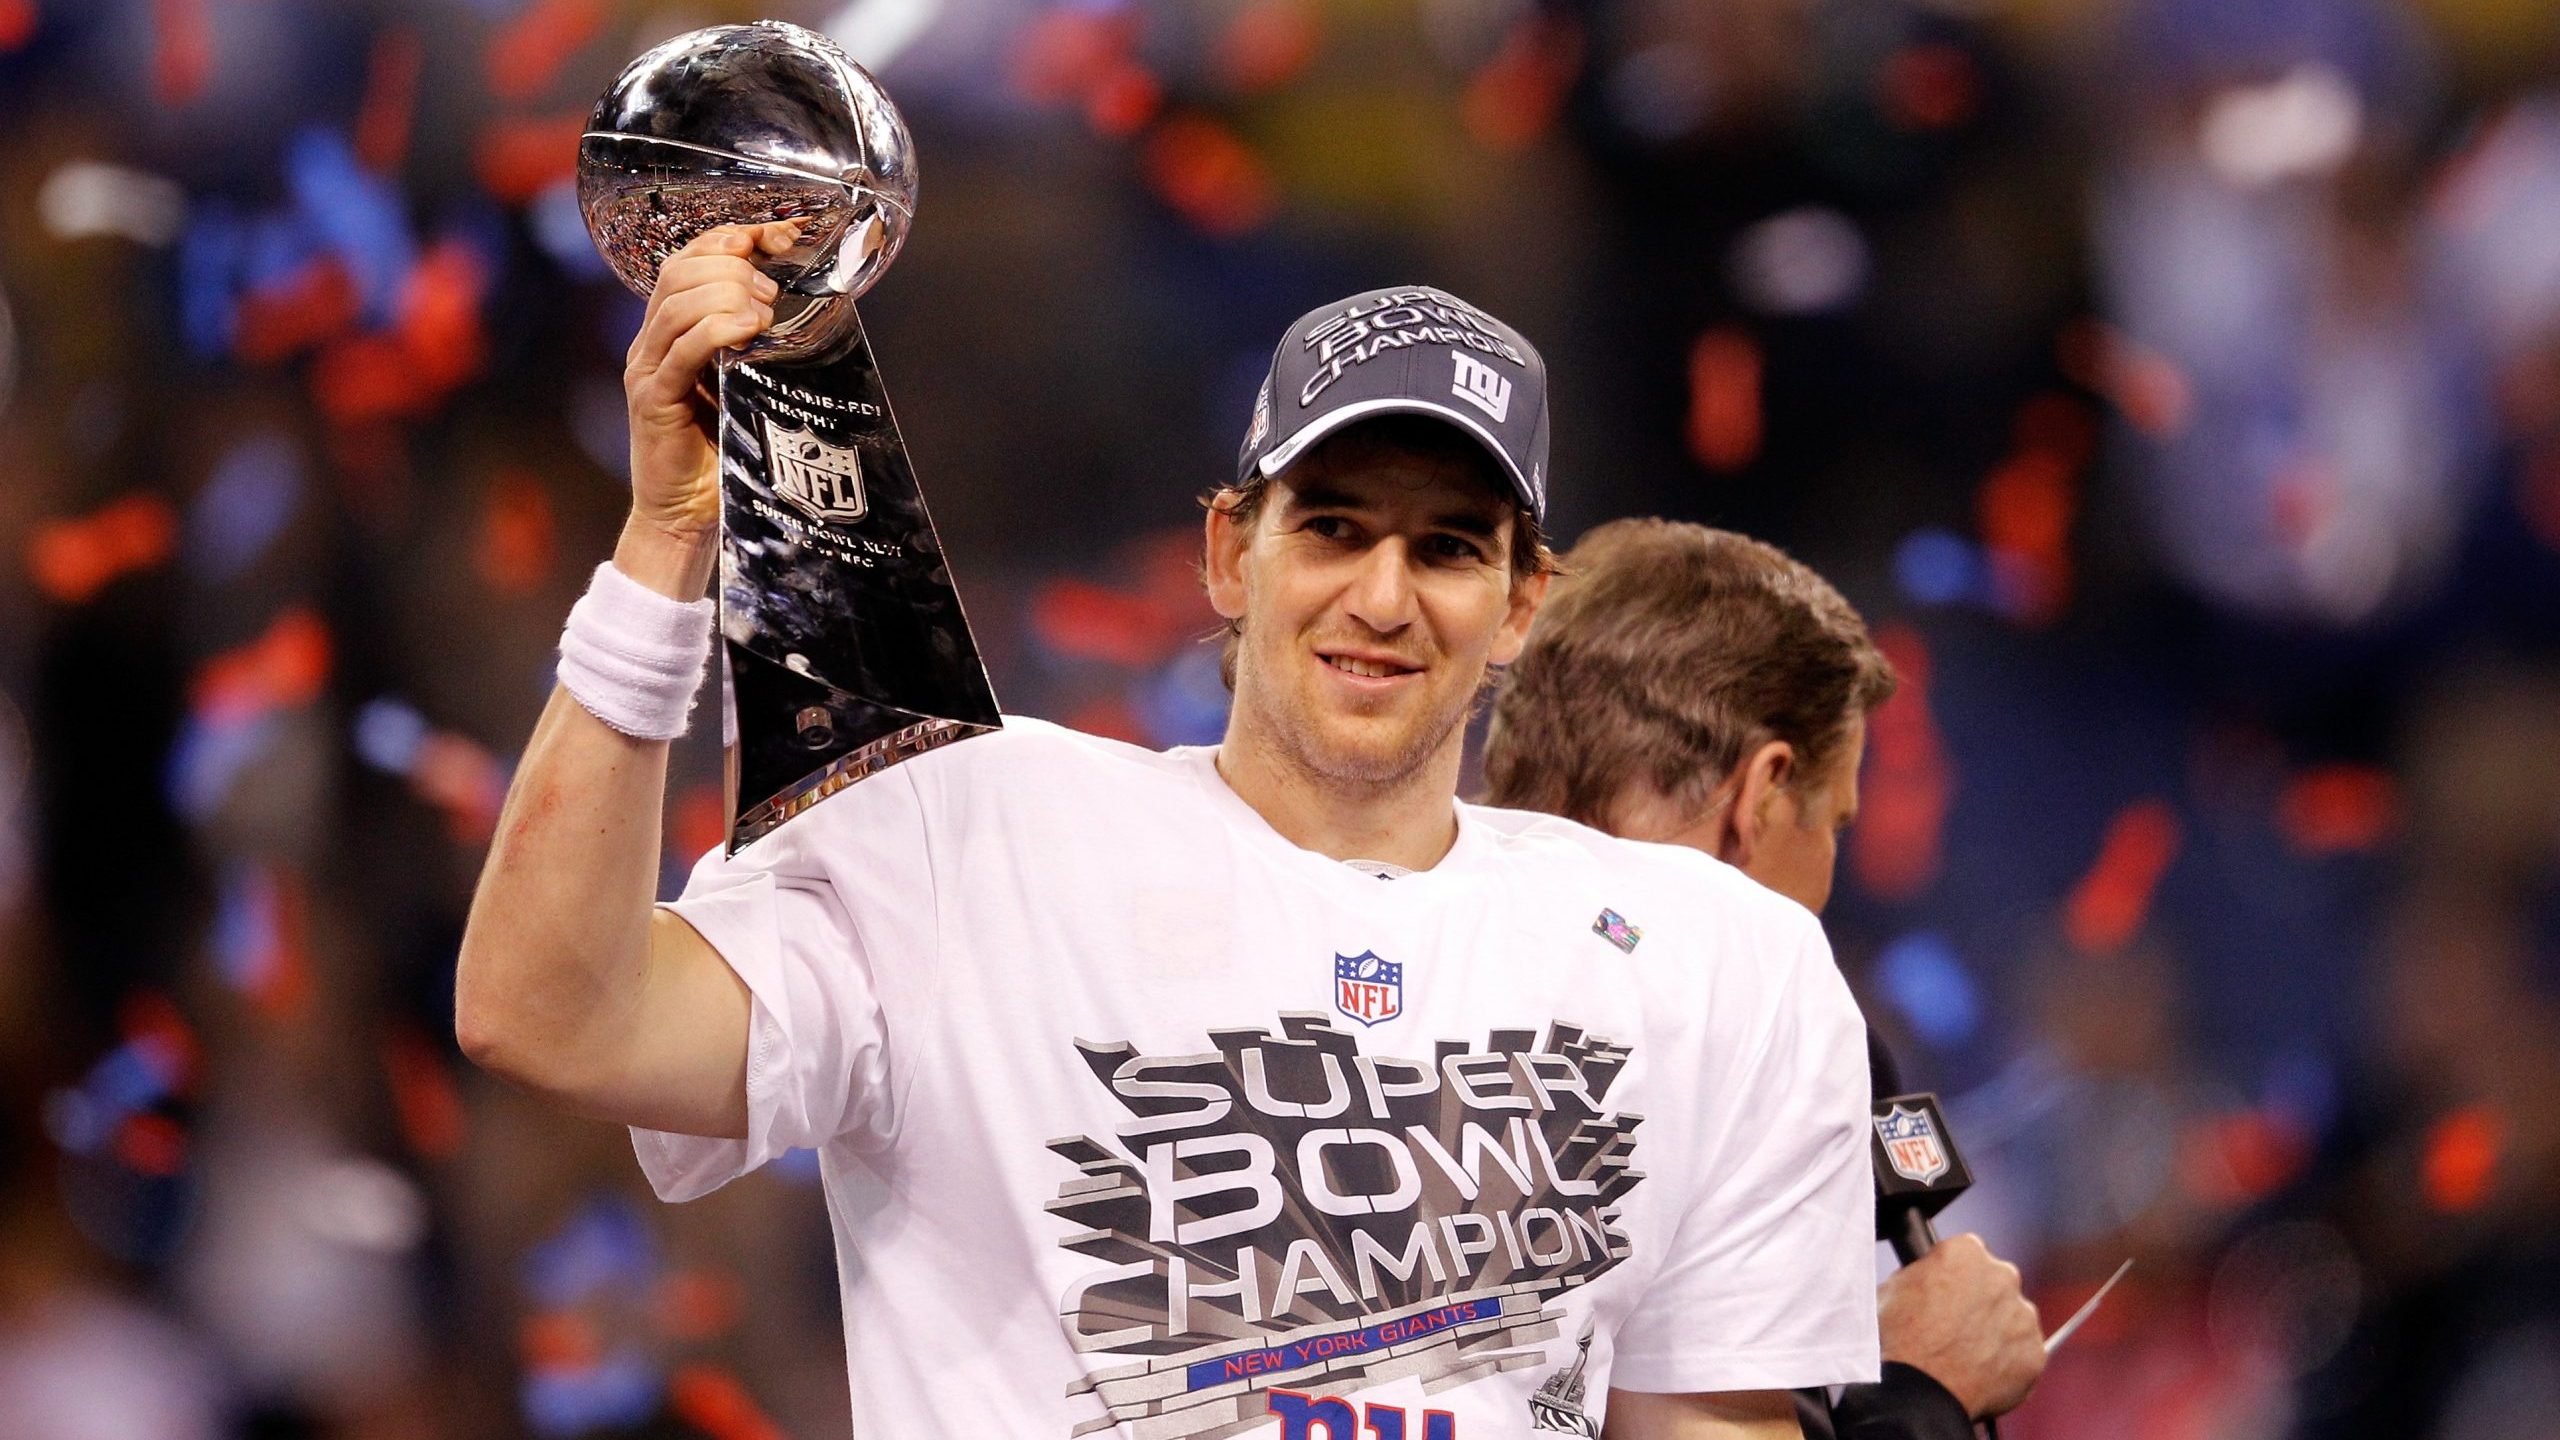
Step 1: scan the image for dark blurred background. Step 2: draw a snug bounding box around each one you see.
[3,0,2559,1436]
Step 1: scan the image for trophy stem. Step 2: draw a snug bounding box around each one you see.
[713,314,1000,851]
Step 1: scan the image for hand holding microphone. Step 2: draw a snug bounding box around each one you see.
[1867,1034,2046,1430]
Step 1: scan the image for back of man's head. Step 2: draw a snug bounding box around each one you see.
[1483,519,1895,830]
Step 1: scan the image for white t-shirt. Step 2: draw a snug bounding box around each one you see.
[634,718,1879,1439]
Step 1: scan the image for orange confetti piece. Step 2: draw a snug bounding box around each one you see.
[655,1269,745,1341]
[2277,764,2398,854]
[519,1310,603,1371]
[383,1025,466,1160]
[2178,1109,2308,1206]
[1877,42,1979,131]
[413,731,507,843]
[671,782,728,862]
[399,240,488,387]
[192,608,333,725]
[0,0,38,52]
[669,1365,785,1440]
[1085,62,1163,138]
[119,990,202,1097]
[27,494,178,604]
[2421,1106,2503,1213]
[356,28,426,175]
[312,334,426,426]
[115,1113,188,1176]
[486,0,608,103]
[2064,799,2182,955]
[1976,448,2075,624]
[1685,327,1762,473]
[1141,115,1277,237]
[1033,578,1185,666]
[243,864,314,1023]
[477,470,557,595]
[475,109,587,205]
[1850,624,1949,902]
[310,241,490,425]
[153,0,212,105]
[1064,694,1147,745]
[2057,320,2193,440]
[1218,0,1321,95]
[234,257,360,365]
[1462,16,1582,152]
[1010,10,1137,105]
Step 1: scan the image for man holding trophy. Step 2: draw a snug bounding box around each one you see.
[458,22,1880,1440]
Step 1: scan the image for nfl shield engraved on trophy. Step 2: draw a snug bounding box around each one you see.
[766,415,869,523]
[578,19,999,852]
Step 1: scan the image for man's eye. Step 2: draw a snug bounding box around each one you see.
[1427,534,1487,562]
[1304,515,1352,540]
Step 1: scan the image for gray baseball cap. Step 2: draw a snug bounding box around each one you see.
[1237,285,1550,523]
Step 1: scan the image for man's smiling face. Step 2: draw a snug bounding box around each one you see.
[1206,418,1547,791]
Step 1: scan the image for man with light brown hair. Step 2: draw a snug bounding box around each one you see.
[1485,519,2046,1440]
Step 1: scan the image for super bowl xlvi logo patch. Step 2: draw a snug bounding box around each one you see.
[1875,1103,1950,1184]
[1333,951,1402,1027]
[763,414,868,524]
[1590,909,1641,954]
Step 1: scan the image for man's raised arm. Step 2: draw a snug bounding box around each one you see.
[453,222,797,1138]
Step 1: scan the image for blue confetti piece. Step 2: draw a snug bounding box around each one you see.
[1894,528,1988,609]
[354,699,430,775]
[189,433,305,582]
[1877,929,1982,1047]
[521,1195,660,1310]
[166,711,284,823]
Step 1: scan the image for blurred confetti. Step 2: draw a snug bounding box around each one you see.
[2065,799,2182,956]
[1850,624,1949,903]
[187,433,306,582]
[2420,1104,2505,1214]
[28,494,178,605]
[38,161,189,246]
[1685,326,1762,473]
[210,861,313,1022]
[353,699,510,843]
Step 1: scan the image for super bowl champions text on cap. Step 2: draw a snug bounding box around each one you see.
[1296,288,1531,408]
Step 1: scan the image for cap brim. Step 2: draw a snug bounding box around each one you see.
[1255,397,1538,518]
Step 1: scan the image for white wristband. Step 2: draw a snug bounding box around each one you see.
[557,562,715,740]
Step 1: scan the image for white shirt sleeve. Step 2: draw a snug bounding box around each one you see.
[628,764,939,1202]
[1609,912,1881,1394]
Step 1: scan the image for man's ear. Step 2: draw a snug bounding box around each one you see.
[1725,738,1797,866]
[1203,496,1250,621]
[1488,568,1552,667]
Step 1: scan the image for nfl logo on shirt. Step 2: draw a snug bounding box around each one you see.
[1333,951,1402,1027]
[1875,1103,1950,1184]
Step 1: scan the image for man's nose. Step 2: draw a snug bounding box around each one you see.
[1343,537,1419,633]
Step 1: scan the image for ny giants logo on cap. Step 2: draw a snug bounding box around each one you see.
[1296,288,1527,409]
[1450,353,1512,422]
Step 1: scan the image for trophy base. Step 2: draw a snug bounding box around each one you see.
[716,309,1000,853]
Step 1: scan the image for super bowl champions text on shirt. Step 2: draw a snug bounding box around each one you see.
[630,719,1881,1440]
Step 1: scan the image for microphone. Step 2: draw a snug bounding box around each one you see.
[1867,1029,1995,1438]
[1867,1030,1974,1262]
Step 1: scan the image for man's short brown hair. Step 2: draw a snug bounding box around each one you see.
[1483,519,1896,829]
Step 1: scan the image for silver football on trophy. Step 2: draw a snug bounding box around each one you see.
[578,20,915,364]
